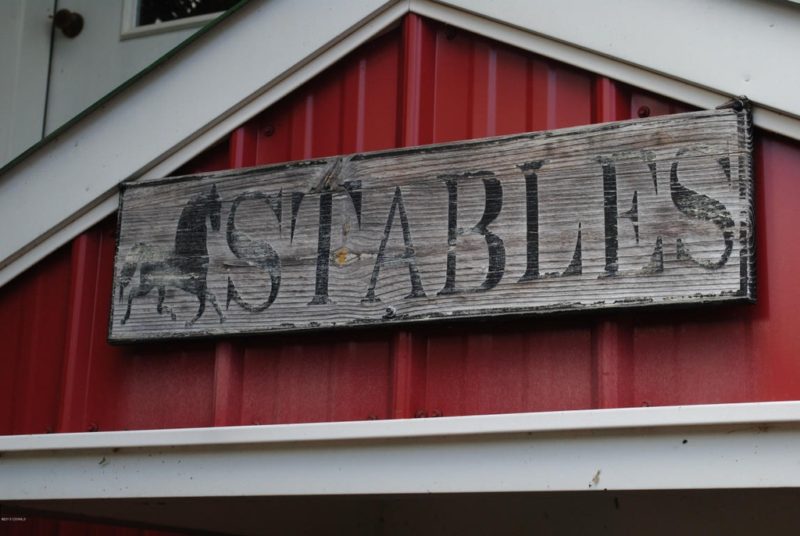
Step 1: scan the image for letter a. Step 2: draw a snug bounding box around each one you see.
[363,187,426,303]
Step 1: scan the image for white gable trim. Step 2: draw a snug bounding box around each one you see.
[414,0,800,139]
[3,402,800,502]
[439,0,800,122]
[1,0,798,288]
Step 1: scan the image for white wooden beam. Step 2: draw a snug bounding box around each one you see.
[3,402,800,500]
[413,0,800,140]
[429,0,800,123]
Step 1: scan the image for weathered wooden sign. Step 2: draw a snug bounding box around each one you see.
[110,105,754,342]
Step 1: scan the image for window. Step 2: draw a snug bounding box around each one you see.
[121,0,240,39]
[137,0,240,25]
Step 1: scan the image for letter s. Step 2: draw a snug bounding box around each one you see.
[226,191,281,312]
[670,161,734,269]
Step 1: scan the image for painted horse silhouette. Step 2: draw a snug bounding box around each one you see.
[118,184,225,327]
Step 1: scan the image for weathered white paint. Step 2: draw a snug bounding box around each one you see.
[431,0,800,122]
[2,402,800,500]
[412,0,800,139]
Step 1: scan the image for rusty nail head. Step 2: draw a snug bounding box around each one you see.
[87,422,99,432]
[414,410,427,418]
[637,106,651,118]
[263,125,275,137]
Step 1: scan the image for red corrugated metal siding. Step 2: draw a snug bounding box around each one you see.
[2,14,796,432]
[1,14,800,531]
[0,243,71,436]
[2,13,794,431]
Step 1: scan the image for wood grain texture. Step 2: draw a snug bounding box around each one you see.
[110,107,754,342]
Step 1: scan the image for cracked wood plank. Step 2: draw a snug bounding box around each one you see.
[110,107,754,342]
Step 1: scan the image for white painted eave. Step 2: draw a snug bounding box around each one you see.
[437,0,800,120]
[2,0,800,289]
[3,402,800,501]
[414,0,800,138]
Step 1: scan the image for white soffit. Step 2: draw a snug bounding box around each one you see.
[3,402,800,501]
[1,0,800,290]
[433,0,800,120]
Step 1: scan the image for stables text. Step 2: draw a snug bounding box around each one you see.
[110,108,754,341]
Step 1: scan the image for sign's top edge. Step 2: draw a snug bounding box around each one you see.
[122,107,746,191]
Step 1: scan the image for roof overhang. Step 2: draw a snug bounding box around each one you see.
[3,402,800,531]
[1,0,798,288]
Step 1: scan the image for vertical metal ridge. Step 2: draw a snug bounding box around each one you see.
[57,232,101,433]
[390,331,425,418]
[354,58,368,152]
[302,95,314,159]
[485,47,497,136]
[524,58,535,132]
[14,258,46,433]
[398,13,434,146]
[590,77,633,409]
[212,341,244,426]
[12,245,72,434]
[210,124,259,426]
[545,62,557,129]
[748,136,798,400]
[228,124,258,170]
[388,13,436,419]
[0,271,25,434]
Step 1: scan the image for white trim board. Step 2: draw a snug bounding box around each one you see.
[434,0,800,120]
[3,402,800,500]
[2,0,800,289]
[413,0,800,139]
